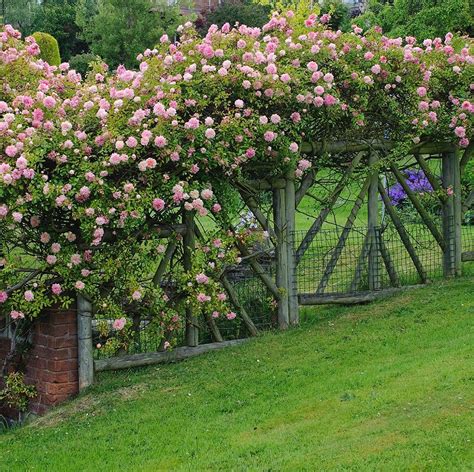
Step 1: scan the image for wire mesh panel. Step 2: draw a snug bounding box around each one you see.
[294,218,451,298]
[225,260,275,331]
[462,224,474,252]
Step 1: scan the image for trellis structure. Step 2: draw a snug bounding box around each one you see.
[76,139,473,387]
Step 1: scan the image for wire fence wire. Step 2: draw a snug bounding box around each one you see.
[463,223,474,252]
[293,219,459,296]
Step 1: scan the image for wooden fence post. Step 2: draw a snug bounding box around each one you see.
[77,294,94,391]
[183,210,199,346]
[273,185,289,329]
[442,151,462,276]
[368,153,380,290]
[285,175,299,325]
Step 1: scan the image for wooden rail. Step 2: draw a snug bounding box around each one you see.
[94,339,250,372]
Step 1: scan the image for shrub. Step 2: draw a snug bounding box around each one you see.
[31,31,61,66]
[0,372,36,415]
[68,53,99,77]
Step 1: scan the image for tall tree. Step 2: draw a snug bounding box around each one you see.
[1,0,38,32]
[30,0,89,60]
[197,0,271,34]
[355,0,473,39]
[81,0,186,69]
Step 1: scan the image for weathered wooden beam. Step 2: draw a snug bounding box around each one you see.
[460,143,473,176]
[462,190,474,214]
[442,150,462,276]
[349,233,371,292]
[367,153,380,291]
[462,251,474,262]
[296,151,365,264]
[237,186,276,240]
[273,186,289,329]
[205,313,223,343]
[390,164,445,250]
[152,239,178,286]
[414,153,447,204]
[301,140,455,156]
[77,294,94,390]
[94,339,249,372]
[378,180,428,283]
[151,224,187,237]
[241,179,286,190]
[316,174,372,295]
[220,276,259,337]
[299,285,422,306]
[285,176,299,325]
[183,210,199,347]
[378,235,401,288]
[234,238,281,300]
[295,167,318,207]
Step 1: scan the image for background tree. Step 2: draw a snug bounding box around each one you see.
[319,0,351,31]
[197,0,271,34]
[81,0,186,69]
[355,0,474,39]
[30,0,88,60]
[1,0,38,32]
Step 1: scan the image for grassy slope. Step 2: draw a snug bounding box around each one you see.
[1,278,474,471]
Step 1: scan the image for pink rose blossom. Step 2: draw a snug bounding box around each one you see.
[75,281,85,290]
[113,317,126,330]
[132,290,142,301]
[10,310,25,320]
[196,273,209,284]
[51,284,62,295]
[152,198,165,211]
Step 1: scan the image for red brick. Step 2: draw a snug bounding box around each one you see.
[47,359,77,373]
[41,370,78,383]
[31,345,51,359]
[47,347,74,361]
[47,335,77,350]
[45,382,78,397]
[0,304,79,418]
[33,333,50,347]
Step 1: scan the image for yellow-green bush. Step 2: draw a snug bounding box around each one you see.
[32,32,61,66]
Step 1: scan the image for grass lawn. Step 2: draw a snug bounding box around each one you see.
[1,277,474,471]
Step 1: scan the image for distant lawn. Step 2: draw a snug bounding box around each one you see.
[1,277,473,471]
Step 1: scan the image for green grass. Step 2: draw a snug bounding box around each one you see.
[2,277,474,471]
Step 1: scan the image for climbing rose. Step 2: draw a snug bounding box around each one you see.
[51,284,62,295]
[113,317,126,330]
[152,198,165,211]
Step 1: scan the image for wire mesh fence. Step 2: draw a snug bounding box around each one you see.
[93,217,473,359]
[293,219,456,296]
[462,223,474,252]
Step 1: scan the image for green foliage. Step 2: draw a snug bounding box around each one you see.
[356,0,474,39]
[1,0,38,32]
[81,0,187,69]
[198,0,271,34]
[30,0,88,60]
[0,372,36,413]
[31,31,61,66]
[320,0,351,31]
[68,52,99,76]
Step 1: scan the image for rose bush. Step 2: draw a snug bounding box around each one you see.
[0,13,472,350]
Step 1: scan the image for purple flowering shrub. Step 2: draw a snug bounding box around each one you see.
[387,169,434,206]
[387,169,442,222]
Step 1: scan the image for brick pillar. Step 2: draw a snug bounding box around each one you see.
[25,306,79,415]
